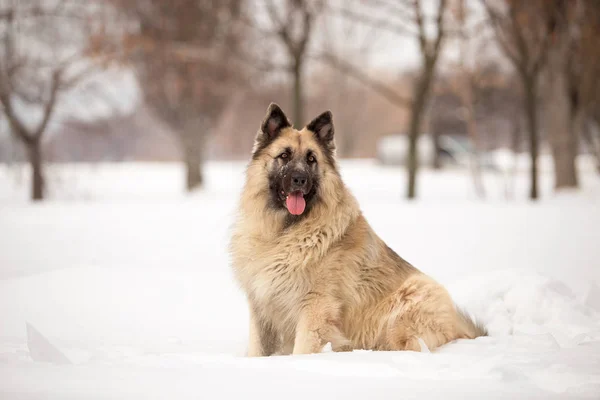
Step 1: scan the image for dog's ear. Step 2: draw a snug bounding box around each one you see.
[260,103,291,140]
[306,110,334,146]
[253,103,292,158]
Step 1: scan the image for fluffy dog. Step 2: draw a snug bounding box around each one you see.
[229,103,486,356]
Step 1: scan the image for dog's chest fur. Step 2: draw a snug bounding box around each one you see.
[232,223,341,329]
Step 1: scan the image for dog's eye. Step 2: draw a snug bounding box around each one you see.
[279,153,288,160]
[307,155,316,163]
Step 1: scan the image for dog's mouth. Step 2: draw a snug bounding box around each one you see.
[283,190,306,215]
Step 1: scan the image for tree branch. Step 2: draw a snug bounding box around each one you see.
[318,53,412,109]
[0,84,33,143]
[481,0,527,76]
[265,0,294,51]
[414,0,428,55]
[33,69,62,139]
[295,4,314,60]
[333,6,417,37]
[431,0,448,60]
[530,27,550,75]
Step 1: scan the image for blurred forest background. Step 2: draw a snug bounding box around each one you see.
[1,0,599,201]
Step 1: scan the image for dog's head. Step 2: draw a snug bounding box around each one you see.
[250,103,338,219]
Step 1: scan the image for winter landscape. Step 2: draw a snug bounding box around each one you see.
[1,159,600,399]
[2,0,600,399]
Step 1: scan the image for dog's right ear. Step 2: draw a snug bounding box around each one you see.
[253,103,291,158]
[260,103,291,140]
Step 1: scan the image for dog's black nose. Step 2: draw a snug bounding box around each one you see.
[292,172,308,185]
[291,172,307,186]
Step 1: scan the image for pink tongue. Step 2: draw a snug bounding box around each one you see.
[285,192,306,215]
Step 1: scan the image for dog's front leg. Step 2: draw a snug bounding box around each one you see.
[247,306,263,357]
[293,295,349,355]
[247,305,279,357]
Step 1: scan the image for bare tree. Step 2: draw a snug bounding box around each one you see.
[0,0,113,200]
[404,0,448,199]
[579,5,600,174]
[324,0,449,199]
[542,1,577,190]
[483,0,551,200]
[447,0,488,198]
[429,90,462,169]
[542,0,600,190]
[245,0,324,127]
[115,0,245,191]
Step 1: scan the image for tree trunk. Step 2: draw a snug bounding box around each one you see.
[465,105,485,198]
[432,129,442,170]
[292,59,304,127]
[550,114,579,189]
[406,67,433,199]
[507,118,521,200]
[340,130,356,158]
[406,98,425,199]
[585,117,600,174]
[523,77,539,200]
[27,140,44,201]
[178,119,207,192]
[184,147,203,191]
[545,39,579,190]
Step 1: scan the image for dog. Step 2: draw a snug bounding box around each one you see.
[229,103,486,356]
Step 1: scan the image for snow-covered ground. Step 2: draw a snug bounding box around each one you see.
[1,160,600,399]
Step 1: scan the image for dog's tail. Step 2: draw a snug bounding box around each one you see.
[455,306,487,339]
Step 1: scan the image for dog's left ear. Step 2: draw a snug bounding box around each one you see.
[306,110,334,146]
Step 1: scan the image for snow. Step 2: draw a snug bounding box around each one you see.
[1,160,600,399]
[26,323,71,365]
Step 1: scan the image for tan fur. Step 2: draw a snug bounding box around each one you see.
[230,117,486,356]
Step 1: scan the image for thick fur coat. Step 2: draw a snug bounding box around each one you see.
[229,103,486,356]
